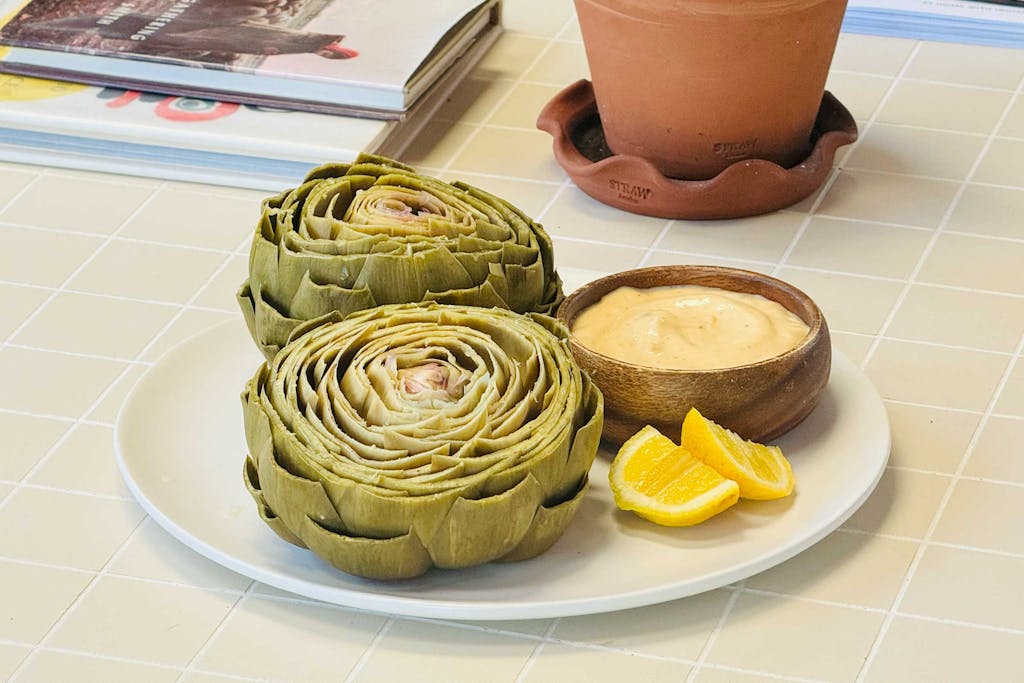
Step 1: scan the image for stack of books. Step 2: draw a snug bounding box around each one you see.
[843,0,1024,48]
[0,0,502,189]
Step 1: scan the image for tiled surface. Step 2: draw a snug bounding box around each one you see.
[1,5,1022,682]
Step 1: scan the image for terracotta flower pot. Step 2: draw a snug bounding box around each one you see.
[575,0,849,179]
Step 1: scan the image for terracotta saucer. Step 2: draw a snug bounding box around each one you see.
[537,79,858,220]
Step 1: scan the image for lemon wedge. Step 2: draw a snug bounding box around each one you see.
[681,408,795,500]
[609,425,740,526]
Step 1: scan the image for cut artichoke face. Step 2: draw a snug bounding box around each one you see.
[238,154,564,359]
[242,303,604,580]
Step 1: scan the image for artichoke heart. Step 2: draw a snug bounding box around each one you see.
[242,303,604,580]
[238,154,564,359]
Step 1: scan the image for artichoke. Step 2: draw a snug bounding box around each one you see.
[242,303,604,580]
[238,154,564,359]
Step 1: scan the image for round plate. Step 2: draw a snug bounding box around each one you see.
[115,320,889,620]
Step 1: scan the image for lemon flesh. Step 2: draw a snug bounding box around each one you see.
[681,408,795,500]
[609,426,740,527]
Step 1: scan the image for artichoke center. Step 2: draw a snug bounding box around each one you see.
[373,191,446,221]
[395,361,468,402]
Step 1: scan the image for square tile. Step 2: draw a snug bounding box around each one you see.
[785,217,929,279]
[194,254,250,312]
[0,644,29,682]
[0,167,35,207]
[522,643,692,683]
[877,81,1012,134]
[28,424,130,498]
[886,285,1024,352]
[542,187,667,247]
[198,597,385,681]
[120,189,256,251]
[885,402,980,473]
[450,127,565,182]
[524,41,589,85]
[16,651,180,683]
[905,42,1024,89]
[181,674,250,683]
[0,175,154,234]
[843,468,949,538]
[995,362,1024,417]
[706,592,885,681]
[844,125,985,180]
[504,0,574,36]
[658,212,804,263]
[13,292,177,358]
[695,668,779,683]
[965,417,1024,483]
[140,309,237,362]
[487,82,562,129]
[0,347,125,417]
[353,619,536,683]
[448,618,553,638]
[68,240,226,303]
[947,184,1024,240]
[476,34,548,80]
[918,233,1024,295]
[831,33,916,76]
[439,172,560,219]
[85,364,146,423]
[972,137,1024,187]
[865,340,1009,411]
[831,331,874,366]
[551,238,646,273]
[746,531,917,609]
[554,590,731,660]
[816,169,959,227]
[824,72,892,120]
[0,487,144,570]
[0,226,102,286]
[0,284,48,340]
[775,268,904,335]
[109,519,251,592]
[1000,95,1024,138]
[0,412,70,481]
[50,575,236,667]
[435,76,515,125]
[901,545,1024,630]
[933,479,1024,555]
[388,120,476,171]
[646,251,770,274]
[865,616,1024,682]
[0,559,91,643]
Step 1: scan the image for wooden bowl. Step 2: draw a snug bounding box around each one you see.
[557,265,831,447]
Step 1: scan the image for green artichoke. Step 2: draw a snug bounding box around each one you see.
[238,154,564,359]
[242,303,603,580]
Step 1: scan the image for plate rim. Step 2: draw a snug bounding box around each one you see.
[115,320,890,620]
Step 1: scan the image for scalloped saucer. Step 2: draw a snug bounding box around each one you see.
[537,80,858,220]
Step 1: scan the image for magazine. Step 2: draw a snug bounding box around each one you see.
[844,0,1024,47]
[0,0,501,118]
[0,5,500,189]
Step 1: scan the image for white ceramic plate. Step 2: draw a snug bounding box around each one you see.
[115,320,889,621]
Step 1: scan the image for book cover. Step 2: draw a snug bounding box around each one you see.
[0,0,499,115]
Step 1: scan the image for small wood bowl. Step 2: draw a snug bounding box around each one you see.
[557,265,831,447]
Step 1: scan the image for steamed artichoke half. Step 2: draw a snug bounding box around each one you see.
[242,303,604,580]
[238,154,564,359]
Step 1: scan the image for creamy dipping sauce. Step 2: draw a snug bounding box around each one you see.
[571,285,810,370]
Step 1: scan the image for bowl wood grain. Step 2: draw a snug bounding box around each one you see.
[557,265,831,447]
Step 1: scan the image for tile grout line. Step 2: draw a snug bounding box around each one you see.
[771,41,925,279]
[340,617,396,683]
[856,326,1024,681]
[853,71,1024,682]
[436,13,580,176]
[174,580,258,683]
[511,618,560,683]
[683,584,745,683]
[636,220,676,268]
[857,71,1024,372]
[0,172,44,216]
